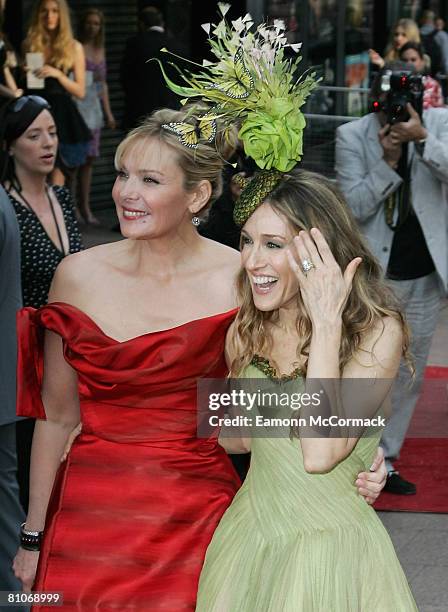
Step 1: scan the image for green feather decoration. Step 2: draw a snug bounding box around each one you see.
[157,9,320,225]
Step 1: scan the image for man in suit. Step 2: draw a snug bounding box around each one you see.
[335,64,448,495]
[0,185,26,605]
[121,6,179,130]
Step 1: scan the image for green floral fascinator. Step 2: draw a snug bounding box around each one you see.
[155,3,319,225]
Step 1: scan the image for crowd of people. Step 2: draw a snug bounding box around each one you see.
[1,0,106,225]
[0,1,447,610]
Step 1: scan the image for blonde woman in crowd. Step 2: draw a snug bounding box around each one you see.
[369,18,421,69]
[23,0,90,189]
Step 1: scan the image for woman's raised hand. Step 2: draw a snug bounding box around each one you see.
[286,228,362,328]
[368,49,385,68]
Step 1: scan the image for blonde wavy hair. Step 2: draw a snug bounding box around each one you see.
[384,18,421,63]
[229,169,410,377]
[24,0,76,73]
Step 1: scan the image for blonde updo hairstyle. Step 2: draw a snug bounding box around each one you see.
[114,108,238,219]
[229,169,411,377]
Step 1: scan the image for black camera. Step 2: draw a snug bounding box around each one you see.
[372,70,423,124]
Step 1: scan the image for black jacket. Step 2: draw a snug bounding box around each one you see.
[120,29,179,129]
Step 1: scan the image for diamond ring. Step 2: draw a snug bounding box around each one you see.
[301,258,314,274]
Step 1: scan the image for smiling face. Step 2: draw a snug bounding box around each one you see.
[112,137,196,240]
[9,109,58,176]
[240,202,300,313]
[40,0,60,32]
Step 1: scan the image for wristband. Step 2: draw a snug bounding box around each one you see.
[20,523,43,551]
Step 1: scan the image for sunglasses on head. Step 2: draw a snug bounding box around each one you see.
[11,95,50,113]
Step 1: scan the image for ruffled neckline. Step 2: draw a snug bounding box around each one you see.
[43,301,238,345]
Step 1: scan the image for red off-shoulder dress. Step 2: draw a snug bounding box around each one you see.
[17,303,240,611]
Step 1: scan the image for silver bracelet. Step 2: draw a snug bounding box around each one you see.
[21,523,42,537]
[20,522,43,551]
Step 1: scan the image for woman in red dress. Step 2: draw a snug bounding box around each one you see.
[13,108,241,611]
[13,108,386,610]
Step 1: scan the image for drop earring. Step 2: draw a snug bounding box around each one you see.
[191,216,200,227]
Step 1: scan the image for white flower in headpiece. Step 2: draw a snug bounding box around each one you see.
[156,8,319,178]
[288,43,302,53]
[249,48,262,62]
[248,48,263,78]
[218,3,231,17]
[241,31,255,54]
[231,17,246,34]
[273,19,286,32]
[261,42,276,67]
[213,20,227,39]
[267,29,279,43]
[277,36,288,48]
[201,23,211,35]
[230,31,241,48]
[257,25,268,40]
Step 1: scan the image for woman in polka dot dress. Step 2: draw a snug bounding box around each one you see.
[0,95,82,512]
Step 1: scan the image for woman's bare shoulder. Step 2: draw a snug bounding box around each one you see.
[201,240,241,291]
[59,241,124,270]
[73,39,84,53]
[49,241,127,302]
[201,238,240,269]
[345,315,403,377]
[360,315,403,352]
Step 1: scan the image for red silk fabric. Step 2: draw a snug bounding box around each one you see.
[17,303,240,611]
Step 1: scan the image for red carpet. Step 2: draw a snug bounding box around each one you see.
[374,367,448,513]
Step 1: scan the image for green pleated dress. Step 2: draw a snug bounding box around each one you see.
[196,365,418,611]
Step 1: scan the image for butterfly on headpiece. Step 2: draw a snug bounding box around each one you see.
[161,115,217,148]
[213,47,254,99]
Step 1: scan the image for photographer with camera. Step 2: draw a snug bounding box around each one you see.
[335,62,448,495]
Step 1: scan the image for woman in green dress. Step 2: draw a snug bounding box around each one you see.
[196,169,418,611]
[154,9,415,609]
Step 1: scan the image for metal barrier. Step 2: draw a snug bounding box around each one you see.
[300,85,370,177]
